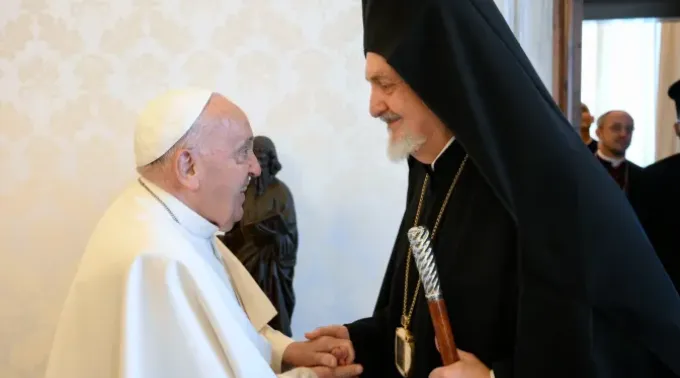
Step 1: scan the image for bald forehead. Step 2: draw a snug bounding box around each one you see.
[202,93,247,124]
[603,111,633,125]
[198,93,253,149]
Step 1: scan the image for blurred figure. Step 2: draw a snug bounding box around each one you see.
[594,110,643,196]
[637,79,680,293]
[580,103,598,152]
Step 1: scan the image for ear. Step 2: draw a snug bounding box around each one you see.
[175,149,200,190]
[595,127,602,139]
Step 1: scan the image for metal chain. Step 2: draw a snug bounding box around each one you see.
[137,178,248,312]
[401,155,468,330]
[138,178,179,223]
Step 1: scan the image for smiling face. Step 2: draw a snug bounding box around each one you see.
[198,114,260,230]
[170,94,261,231]
[365,52,450,163]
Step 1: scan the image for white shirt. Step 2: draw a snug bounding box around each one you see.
[596,149,626,168]
[431,137,456,171]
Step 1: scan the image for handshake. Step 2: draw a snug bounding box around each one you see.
[282,325,490,378]
[282,325,362,378]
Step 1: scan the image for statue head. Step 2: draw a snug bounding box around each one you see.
[252,136,282,195]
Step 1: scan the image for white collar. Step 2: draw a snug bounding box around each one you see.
[596,150,626,168]
[431,137,455,171]
[138,177,219,239]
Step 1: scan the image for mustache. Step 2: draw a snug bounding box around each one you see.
[241,176,251,191]
[380,112,402,123]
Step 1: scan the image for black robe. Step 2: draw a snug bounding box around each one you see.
[358,0,680,376]
[587,139,598,153]
[637,153,680,292]
[593,156,646,211]
[346,140,518,378]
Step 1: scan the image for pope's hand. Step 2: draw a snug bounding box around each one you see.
[429,350,490,378]
[283,335,359,372]
[304,325,353,365]
[310,364,363,378]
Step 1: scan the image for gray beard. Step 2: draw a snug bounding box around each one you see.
[387,132,426,162]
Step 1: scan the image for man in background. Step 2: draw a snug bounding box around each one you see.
[44,88,361,378]
[593,110,644,201]
[580,103,598,152]
[637,79,680,292]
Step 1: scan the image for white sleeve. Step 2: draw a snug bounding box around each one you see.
[261,325,295,373]
[121,254,277,378]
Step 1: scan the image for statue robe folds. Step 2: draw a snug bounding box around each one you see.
[220,179,298,337]
[44,178,314,378]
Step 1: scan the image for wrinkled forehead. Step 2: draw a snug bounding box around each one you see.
[208,95,252,135]
[365,52,399,82]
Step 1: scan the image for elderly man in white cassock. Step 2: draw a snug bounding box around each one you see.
[44,88,363,378]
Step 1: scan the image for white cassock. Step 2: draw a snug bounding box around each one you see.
[44,176,316,378]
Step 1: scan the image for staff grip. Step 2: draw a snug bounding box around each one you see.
[428,299,459,364]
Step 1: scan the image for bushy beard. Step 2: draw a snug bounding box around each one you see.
[387,128,426,162]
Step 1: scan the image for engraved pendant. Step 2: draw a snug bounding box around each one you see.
[395,327,415,377]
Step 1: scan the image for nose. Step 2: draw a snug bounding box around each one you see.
[249,151,261,177]
[369,88,387,118]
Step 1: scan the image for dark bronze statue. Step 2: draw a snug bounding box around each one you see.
[219,136,299,336]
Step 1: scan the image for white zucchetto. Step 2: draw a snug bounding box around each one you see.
[134,87,214,167]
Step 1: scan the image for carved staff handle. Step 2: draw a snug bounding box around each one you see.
[407,226,459,364]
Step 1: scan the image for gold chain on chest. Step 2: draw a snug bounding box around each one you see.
[401,155,468,330]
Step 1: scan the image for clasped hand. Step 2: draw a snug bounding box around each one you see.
[430,338,490,378]
[283,325,362,378]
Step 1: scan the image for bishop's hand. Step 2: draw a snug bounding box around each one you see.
[429,349,491,378]
[282,336,361,377]
[304,325,353,365]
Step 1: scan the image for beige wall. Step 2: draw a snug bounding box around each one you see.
[0,1,555,377]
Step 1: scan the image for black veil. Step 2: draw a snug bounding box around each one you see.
[362,0,680,375]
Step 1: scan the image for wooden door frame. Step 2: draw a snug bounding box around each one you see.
[552,0,680,127]
[552,0,584,127]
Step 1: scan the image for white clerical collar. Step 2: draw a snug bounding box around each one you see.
[138,177,219,239]
[431,137,456,171]
[596,150,626,168]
